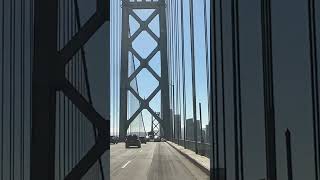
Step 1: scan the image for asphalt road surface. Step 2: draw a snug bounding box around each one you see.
[110,142,209,180]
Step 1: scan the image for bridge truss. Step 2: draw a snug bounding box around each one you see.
[119,0,171,140]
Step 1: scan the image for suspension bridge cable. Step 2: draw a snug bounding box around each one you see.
[234,0,244,178]
[261,0,277,179]
[9,0,15,178]
[115,1,118,137]
[29,0,34,177]
[175,0,179,140]
[179,0,187,147]
[13,0,17,177]
[20,0,26,178]
[67,0,71,170]
[0,0,4,178]
[231,0,240,178]
[175,0,182,142]
[177,0,182,142]
[188,0,198,154]
[115,1,121,136]
[58,1,62,178]
[71,0,75,166]
[112,2,115,136]
[217,0,228,177]
[308,0,320,178]
[172,0,177,140]
[166,0,172,131]
[63,0,67,175]
[211,0,221,176]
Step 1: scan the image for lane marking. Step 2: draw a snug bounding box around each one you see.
[139,150,143,152]
[121,160,131,169]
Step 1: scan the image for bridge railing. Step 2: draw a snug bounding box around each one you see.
[171,139,210,158]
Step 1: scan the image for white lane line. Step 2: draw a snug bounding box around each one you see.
[121,160,131,169]
[139,150,143,152]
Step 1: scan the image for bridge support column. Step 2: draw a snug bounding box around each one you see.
[119,0,170,140]
[31,0,59,179]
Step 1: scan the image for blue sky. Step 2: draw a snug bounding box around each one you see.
[110,0,211,135]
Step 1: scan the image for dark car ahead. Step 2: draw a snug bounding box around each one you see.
[139,137,147,144]
[110,136,118,144]
[154,135,161,142]
[125,135,141,148]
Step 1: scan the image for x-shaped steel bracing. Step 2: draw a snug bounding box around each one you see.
[126,7,163,129]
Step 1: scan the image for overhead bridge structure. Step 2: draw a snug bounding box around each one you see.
[119,0,171,141]
[1,0,320,180]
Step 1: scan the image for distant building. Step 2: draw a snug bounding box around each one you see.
[174,114,181,139]
[205,125,210,143]
[185,118,202,141]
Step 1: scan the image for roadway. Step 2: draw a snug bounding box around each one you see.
[110,142,209,180]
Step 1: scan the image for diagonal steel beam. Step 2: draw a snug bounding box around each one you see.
[64,137,108,180]
[62,79,108,131]
[127,106,144,127]
[128,46,160,82]
[129,9,159,42]
[61,13,105,64]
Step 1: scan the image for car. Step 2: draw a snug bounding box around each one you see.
[125,135,141,148]
[139,137,147,144]
[154,135,161,142]
[110,136,118,144]
[146,136,150,142]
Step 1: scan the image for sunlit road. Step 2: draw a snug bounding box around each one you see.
[110,142,209,180]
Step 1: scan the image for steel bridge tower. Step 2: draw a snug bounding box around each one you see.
[119,0,170,140]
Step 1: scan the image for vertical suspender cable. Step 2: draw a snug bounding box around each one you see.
[203,0,211,142]
[71,0,75,166]
[12,0,16,177]
[213,0,221,176]
[235,0,244,178]
[0,0,4,178]
[116,0,118,136]
[176,0,182,142]
[174,0,178,141]
[211,0,220,178]
[114,1,117,137]
[67,0,71,170]
[167,0,172,138]
[180,0,187,149]
[29,0,34,177]
[217,0,228,177]
[63,0,66,175]
[231,0,240,178]
[113,2,115,136]
[20,0,26,178]
[111,2,113,136]
[176,1,182,142]
[9,0,14,178]
[176,0,179,141]
[209,0,217,177]
[261,0,277,179]
[29,0,34,162]
[188,0,198,154]
[58,1,62,178]
[308,0,320,178]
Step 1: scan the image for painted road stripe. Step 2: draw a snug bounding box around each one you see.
[121,160,131,168]
[139,150,143,152]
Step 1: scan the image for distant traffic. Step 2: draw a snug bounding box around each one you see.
[110,133,166,148]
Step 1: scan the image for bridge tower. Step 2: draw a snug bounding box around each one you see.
[119,0,170,140]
